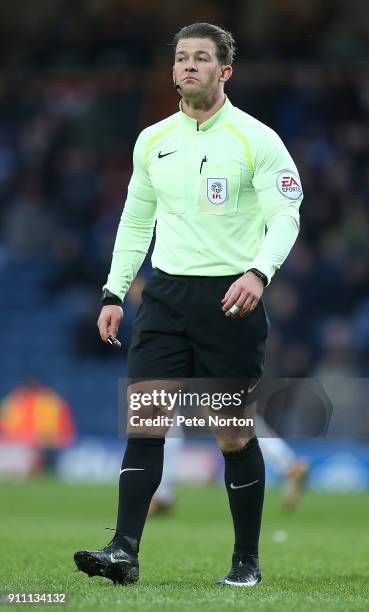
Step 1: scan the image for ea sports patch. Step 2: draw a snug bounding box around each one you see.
[207,178,227,205]
[276,171,302,200]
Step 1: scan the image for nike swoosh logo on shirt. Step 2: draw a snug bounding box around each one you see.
[110,553,131,564]
[158,150,177,158]
[230,479,259,490]
[120,468,145,475]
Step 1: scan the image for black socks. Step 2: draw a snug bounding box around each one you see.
[223,437,265,557]
[115,437,165,551]
[115,435,264,559]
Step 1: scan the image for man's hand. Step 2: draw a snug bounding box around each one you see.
[97,305,123,347]
[221,271,264,318]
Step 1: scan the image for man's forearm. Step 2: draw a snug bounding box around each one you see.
[103,207,156,302]
[248,215,300,285]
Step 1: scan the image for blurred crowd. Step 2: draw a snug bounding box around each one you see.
[0,0,369,378]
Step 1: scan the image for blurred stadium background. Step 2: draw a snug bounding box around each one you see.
[1,0,369,492]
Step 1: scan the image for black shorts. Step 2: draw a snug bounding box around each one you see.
[128,269,269,380]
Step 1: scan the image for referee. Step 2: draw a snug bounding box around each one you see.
[74,22,303,587]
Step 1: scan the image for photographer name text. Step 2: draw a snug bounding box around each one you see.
[129,415,254,428]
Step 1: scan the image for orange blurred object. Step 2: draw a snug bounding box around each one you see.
[0,384,76,448]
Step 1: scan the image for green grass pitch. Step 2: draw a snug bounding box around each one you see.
[1,477,369,611]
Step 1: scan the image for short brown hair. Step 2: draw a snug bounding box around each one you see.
[173,22,236,65]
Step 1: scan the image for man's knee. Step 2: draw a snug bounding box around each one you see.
[217,435,254,453]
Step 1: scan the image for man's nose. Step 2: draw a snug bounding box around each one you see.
[185,61,198,72]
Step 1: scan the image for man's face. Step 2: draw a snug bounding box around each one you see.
[173,37,231,100]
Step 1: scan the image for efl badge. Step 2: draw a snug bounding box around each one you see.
[207,178,227,205]
[276,171,303,200]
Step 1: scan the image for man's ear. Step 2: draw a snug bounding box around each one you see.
[219,65,233,83]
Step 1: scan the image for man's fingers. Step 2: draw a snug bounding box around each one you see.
[240,298,259,317]
[108,320,122,347]
[97,316,110,342]
[221,283,235,304]
[108,321,120,338]
[223,290,252,316]
[222,288,242,313]
[226,295,248,317]
[224,293,259,318]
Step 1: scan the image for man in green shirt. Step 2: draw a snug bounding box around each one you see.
[74,22,303,588]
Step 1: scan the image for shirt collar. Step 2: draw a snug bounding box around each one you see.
[179,95,233,131]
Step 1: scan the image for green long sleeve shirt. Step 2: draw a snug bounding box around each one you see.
[104,96,303,301]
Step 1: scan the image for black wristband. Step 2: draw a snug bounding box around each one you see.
[101,288,122,306]
[247,268,268,287]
